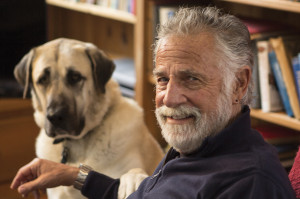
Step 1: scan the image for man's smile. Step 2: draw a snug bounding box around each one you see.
[166,115,194,124]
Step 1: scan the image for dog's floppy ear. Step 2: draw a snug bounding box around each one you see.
[14,49,35,98]
[85,46,115,93]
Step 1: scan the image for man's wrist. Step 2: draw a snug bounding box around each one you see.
[73,164,93,190]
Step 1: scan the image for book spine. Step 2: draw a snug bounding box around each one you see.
[270,37,300,119]
[268,50,294,116]
[257,40,283,112]
[130,0,135,14]
[250,40,261,109]
[292,55,300,105]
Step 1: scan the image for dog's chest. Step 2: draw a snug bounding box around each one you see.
[57,131,117,165]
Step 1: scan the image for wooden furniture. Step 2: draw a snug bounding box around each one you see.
[212,0,300,132]
[45,0,300,148]
[0,99,42,199]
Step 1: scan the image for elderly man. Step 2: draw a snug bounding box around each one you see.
[11,6,295,199]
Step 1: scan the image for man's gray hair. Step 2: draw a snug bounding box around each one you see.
[153,6,253,105]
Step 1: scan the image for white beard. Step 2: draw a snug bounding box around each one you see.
[155,92,233,155]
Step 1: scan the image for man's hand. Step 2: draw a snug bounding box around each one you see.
[10,158,79,198]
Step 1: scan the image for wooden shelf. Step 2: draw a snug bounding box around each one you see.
[220,0,300,13]
[46,0,137,24]
[251,109,300,131]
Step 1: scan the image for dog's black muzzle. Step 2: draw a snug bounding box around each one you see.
[45,100,84,138]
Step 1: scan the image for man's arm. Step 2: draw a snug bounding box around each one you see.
[11,158,147,199]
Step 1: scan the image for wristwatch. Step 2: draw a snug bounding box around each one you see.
[73,163,93,190]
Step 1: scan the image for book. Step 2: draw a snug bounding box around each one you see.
[129,0,136,14]
[256,40,283,112]
[151,5,178,47]
[86,0,96,4]
[110,0,118,9]
[280,158,295,169]
[276,143,299,154]
[270,37,300,120]
[97,0,109,6]
[241,17,291,40]
[158,6,178,26]
[250,40,261,109]
[255,125,300,145]
[278,149,298,160]
[268,49,294,117]
[292,55,300,105]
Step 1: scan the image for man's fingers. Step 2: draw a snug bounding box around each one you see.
[11,159,39,190]
[17,178,40,196]
[11,169,34,190]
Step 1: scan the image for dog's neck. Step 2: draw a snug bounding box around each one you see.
[54,127,100,164]
[50,82,117,164]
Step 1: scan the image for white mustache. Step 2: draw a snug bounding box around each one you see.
[156,105,201,122]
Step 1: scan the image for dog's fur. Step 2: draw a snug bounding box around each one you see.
[14,38,164,199]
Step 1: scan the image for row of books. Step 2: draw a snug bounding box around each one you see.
[249,24,300,120]
[64,0,136,14]
[256,125,300,169]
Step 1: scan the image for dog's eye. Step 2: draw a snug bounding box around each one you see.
[68,71,83,85]
[37,70,50,85]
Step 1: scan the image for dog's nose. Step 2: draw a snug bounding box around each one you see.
[47,107,67,127]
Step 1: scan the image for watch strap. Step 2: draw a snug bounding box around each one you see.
[73,163,93,190]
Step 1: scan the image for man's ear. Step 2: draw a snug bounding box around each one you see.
[14,49,35,98]
[232,65,251,104]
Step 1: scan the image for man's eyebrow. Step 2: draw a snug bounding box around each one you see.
[177,69,198,76]
[153,68,207,79]
[153,69,165,77]
[177,69,207,80]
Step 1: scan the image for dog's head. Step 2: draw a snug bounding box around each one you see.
[14,38,115,139]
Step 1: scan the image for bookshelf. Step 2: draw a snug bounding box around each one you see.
[141,0,300,145]
[44,0,300,146]
[251,109,300,131]
[220,0,300,14]
[46,0,136,23]
[213,0,300,132]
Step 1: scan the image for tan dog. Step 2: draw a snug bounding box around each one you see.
[14,38,164,199]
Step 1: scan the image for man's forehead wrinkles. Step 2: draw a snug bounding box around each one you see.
[157,50,208,69]
[153,68,207,81]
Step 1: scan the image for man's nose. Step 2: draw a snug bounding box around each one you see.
[163,80,187,107]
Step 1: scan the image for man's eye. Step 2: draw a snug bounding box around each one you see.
[187,76,199,81]
[156,77,169,84]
